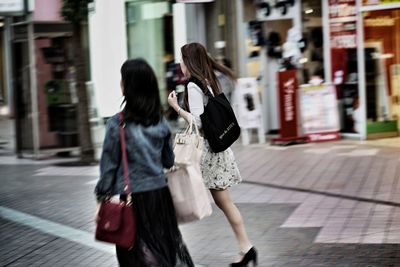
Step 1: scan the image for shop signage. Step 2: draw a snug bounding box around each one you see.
[271,70,309,145]
[363,0,400,5]
[0,0,24,14]
[330,22,357,48]
[236,78,262,130]
[329,0,356,19]
[298,84,340,142]
[329,0,357,49]
[364,16,395,27]
[278,70,298,138]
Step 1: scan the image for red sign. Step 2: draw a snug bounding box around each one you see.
[278,70,298,138]
[271,70,308,145]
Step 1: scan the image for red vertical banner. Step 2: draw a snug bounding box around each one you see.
[278,70,298,138]
[271,70,308,145]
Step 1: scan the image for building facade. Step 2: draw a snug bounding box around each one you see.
[1,0,85,156]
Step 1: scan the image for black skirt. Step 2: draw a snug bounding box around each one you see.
[116,186,194,267]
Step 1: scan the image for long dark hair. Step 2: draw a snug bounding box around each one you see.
[120,58,161,125]
[181,42,236,109]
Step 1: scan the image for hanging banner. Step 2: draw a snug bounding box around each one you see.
[299,84,341,142]
[271,70,308,145]
[278,70,298,138]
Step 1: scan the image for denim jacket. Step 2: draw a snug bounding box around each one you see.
[95,114,174,201]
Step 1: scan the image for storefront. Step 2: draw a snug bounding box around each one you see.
[243,0,400,140]
[240,0,326,135]
[325,0,400,139]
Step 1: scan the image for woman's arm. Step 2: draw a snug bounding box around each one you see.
[161,124,175,168]
[167,83,204,127]
[94,117,121,202]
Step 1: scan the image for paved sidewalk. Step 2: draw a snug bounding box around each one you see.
[1,140,400,266]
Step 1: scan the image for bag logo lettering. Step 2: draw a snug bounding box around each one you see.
[219,122,235,140]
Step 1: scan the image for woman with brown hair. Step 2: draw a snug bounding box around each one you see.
[168,43,257,267]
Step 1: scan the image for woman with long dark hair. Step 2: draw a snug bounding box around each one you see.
[95,58,194,267]
[168,43,257,267]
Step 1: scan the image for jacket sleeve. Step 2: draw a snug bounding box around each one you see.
[188,82,205,129]
[162,125,175,169]
[94,117,121,201]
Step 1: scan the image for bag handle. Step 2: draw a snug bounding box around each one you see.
[183,115,200,136]
[118,112,132,194]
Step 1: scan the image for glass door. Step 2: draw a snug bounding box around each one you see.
[362,8,400,138]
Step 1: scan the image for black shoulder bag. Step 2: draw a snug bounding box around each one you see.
[198,82,241,153]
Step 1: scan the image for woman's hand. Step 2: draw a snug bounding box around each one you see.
[168,91,179,110]
[168,90,192,123]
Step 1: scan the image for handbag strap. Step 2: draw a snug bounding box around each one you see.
[183,115,200,136]
[205,86,215,98]
[118,112,132,194]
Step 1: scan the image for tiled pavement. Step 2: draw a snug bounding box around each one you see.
[1,139,400,266]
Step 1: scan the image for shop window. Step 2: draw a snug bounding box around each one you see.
[301,0,324,84]
[126,0,173,108]
[328,0,359,134]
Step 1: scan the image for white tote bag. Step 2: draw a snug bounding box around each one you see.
[167,164,212,224]
[173,117,203,166]
[167,117,212,224]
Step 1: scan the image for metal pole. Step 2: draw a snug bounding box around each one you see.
[3,18,13,116]
[356,0,367,140]
[27,14,40,158]
[322,0,332,83]
[235,0,246,77]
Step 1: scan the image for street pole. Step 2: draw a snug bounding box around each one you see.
[27,12,39,158]
[235,0,246,77]
[3,18,13,118]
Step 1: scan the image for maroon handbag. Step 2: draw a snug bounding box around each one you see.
[95,113,136,249]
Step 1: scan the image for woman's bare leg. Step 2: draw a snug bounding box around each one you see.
[210,189,252,253]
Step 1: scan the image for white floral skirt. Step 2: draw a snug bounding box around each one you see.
[200,141,242,190]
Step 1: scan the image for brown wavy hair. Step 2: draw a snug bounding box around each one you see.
[181,42,236,96]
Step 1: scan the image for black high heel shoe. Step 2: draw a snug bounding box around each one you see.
[230,247,257,267]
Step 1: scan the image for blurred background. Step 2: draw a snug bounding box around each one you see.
[0,0,400,161]
[1,1,400,266]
